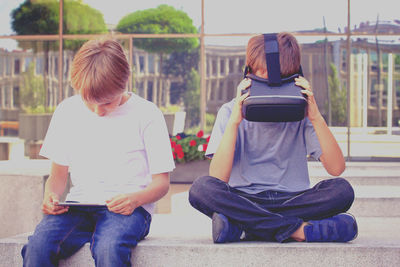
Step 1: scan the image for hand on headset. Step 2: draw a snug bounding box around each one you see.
[295,76,321,122]
[229,78,251,125]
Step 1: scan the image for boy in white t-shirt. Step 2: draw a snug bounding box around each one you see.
[22,38,175,267]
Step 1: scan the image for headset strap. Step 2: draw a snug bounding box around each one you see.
[263,33,282,86]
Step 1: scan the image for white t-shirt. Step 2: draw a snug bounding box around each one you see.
[40,92,175,214]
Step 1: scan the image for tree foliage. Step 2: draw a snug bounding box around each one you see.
[164,49,199,103]
[184,68,201,127]
[116,4,198,54]
[328,63,347,126]
[20,62,47,113]
[11,0,107,51]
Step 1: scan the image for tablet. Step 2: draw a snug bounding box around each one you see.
[57,201,106,207]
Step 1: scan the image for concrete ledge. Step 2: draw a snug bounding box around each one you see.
[1,215,399,267]
[309,161,400,186]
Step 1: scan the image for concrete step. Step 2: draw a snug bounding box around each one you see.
[170,185,400,217]
[309,161,400,186]
[1,215,399,267]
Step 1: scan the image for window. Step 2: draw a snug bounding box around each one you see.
[148,54,155,74]
[395,80,400,108]
[139,56,145,73]
[227,81,235,100]
[4,86,9,107]
[14,59,20,75]
[24,57,33,71]
[13,86,20,108]
[212,60,217,76]
[229,59,234,73]
[0,57,3,76]
[147,81,153,101]
[54,57,58,77]
[341,49,347,72]
[220,59,225,75]
[36,57,44,75]
[218,81,223,101]
[370,78,377,107]
[210,80,217,100]
[136,81,144,97]
[5,56,11,76]
[238,58,245,73]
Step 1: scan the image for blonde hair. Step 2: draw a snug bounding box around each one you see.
[70,38,130,102]
[246,32,301,77]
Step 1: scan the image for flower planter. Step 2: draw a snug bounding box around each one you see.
[0,109,19,121]
[170,160,210,184]
[18,113,52,141]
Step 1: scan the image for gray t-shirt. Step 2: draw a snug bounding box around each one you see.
[206,99,322,194]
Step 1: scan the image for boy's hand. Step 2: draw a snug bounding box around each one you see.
[106,193,139,215]
[42,192,69,215]
[230,78,251,125]
[295,76,322,122]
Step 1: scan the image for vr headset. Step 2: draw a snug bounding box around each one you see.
[241,33,307,122]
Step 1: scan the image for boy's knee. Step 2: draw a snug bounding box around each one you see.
[189,176,209,203]
[22,234,57,264]
[189,176,216,199]
[331,178,355,209]
[91,238,131,265]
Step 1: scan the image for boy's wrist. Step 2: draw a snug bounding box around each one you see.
[309,113,325,125]
[227,117,241,128]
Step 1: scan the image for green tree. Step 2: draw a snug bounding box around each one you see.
[20,62,48,113]
[163,49,199,104]
[116,4,198,106]
[11,0,107,108]
[184,68,201,128]
[328,63,347,126]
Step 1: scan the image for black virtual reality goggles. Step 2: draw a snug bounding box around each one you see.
[241,33,307,122]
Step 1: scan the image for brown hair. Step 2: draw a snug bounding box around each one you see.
[70,38,130,103]
[246,32,301,78]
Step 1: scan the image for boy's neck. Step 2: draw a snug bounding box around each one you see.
[119,92,130,106]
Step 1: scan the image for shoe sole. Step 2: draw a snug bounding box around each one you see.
[212,212,228,243]
[344,212,358,242]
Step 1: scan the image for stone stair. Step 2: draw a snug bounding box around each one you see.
[1,161,400,266]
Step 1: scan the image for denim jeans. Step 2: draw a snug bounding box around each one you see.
[189,176,354,242]
[21,206,151,267]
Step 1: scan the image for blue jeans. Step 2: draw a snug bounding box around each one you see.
[21,206,151,267]
[189,176,354,242]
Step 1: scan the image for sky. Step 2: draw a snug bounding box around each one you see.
[1,0,399,50]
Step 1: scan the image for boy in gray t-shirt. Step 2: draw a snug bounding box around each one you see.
[189,32,357,243]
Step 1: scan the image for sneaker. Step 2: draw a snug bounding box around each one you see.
[212,213,243,243]
[304,213,358,242]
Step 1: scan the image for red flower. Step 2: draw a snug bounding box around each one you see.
[202,143,208,151]
[170,140,176,148]
[177,151,184,159]
[196,130,204,138]
[176,135,182,140]
[206,136,211,143]
[175,144,182,151]
[189,139,197,146]
[172,151,176,159]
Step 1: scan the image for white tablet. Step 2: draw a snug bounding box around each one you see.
[57,201,106,207]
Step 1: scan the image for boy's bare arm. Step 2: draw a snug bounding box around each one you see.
[296,77,345,176]
[310,114,345,176]
[106,172,170,215]
[209,79,250,183]
[209,120,240,182]
[42,162,69,215]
